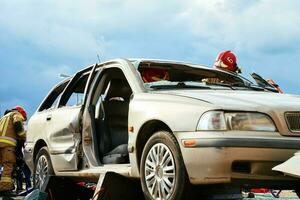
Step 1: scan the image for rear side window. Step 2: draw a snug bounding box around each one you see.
[60,73,89,107]
[38,80,70,112]
[66,91,84,107]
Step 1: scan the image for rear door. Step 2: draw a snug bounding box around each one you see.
[26,80,70,170]
[46,65,97,171]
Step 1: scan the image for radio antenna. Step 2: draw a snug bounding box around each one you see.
[97,54,101,63]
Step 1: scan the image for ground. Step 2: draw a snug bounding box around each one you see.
[243,190,298,200]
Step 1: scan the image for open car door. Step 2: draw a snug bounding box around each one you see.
[46,64,98,171]
[81,66,105,167]
[81,64,134,167]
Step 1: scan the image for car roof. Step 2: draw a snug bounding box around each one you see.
[59,58,252,87]
[128,58,209,68]
[129,58,240,76]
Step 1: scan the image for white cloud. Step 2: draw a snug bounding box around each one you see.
[177,0,300,54]
[0,0,182,60]
[1,0,299,57]
[1,0,300,116]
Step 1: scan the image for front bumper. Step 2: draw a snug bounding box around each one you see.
[175,131,300,186]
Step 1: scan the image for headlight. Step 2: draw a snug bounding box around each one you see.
[226,112,276,131]
[197,111,227,131]
[197,111,276,132]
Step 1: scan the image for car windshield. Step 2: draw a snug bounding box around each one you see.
[134,61,269,91]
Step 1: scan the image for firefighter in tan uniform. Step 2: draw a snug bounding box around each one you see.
[0,106,27,193]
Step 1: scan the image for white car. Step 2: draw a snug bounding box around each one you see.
[25,59,300,200]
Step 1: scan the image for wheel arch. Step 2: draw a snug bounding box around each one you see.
[33,139,48,162]
[135,120,173,170]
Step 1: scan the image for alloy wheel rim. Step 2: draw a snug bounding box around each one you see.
[144,143,176,200]
[35,155,49,190]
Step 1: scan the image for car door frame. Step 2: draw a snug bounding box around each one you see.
[81,59,145,168]
[46,64,98,172]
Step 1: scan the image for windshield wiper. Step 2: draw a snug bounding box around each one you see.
[206,82,266,91]
[231,82,274,92]
[205,82,236,90]
[150,82,211,90]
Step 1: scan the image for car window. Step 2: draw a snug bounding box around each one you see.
[61,73,89,107]
[38,80,70,112]
[66,92,84,106]
[135,62,260,91]
[50,93,63,109]
[138,62,244,84]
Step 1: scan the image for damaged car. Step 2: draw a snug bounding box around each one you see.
[25,59,300,200]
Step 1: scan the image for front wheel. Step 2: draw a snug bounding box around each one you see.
[33,147,54,191]
[140,131,187,200]
[295,189,300,198]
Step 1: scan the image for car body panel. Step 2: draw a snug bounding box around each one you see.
[26,111,51,170]
[175,130,300,184]
[154,90,300,136]
[128,92,215,177]
[25,58,300,189]
[273,151,300,178]
[46,106,81,171]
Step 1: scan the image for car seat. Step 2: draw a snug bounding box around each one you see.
[101,79,131,164]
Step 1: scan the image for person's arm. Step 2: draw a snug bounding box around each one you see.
[13,113,26,139]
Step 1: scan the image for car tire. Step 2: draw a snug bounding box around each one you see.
[33,147,54,191]
[295,189,300,198]
[140,131,187,200]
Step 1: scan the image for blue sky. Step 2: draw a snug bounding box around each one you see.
[1,0,300,117]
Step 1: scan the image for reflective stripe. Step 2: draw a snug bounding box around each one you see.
[0,176,12,183]
[0,137,16,146]
[0,136,16,143]
[0,117,9,137]
[17,131,25,137]
[0,139,16,146]
[0,117,5,132]
[2,118,9,136]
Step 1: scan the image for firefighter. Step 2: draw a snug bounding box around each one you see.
[267,79,283,93]
[141,68,169,83]
[214,50,241,74]
[203,50,242,84]
[15,138,32,194]
[0,106,27,195]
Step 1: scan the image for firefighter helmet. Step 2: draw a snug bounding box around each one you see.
[214,50,239,73]
[14,106,27,121]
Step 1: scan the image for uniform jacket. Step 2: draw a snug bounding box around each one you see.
[0,111,26,147]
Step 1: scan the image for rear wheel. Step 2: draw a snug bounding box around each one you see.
[33,147,54,190]
[140,131,187,200]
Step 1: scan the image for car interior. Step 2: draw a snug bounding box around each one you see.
[91,68,132,164]
[137,62,245,85]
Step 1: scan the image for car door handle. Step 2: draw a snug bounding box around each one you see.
[46,115,52,121]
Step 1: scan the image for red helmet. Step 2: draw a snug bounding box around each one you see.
[214,50,238,73]
[142,68,169,83]
[15,106,27,121]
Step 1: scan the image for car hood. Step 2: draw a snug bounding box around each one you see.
[156,90,300,111]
